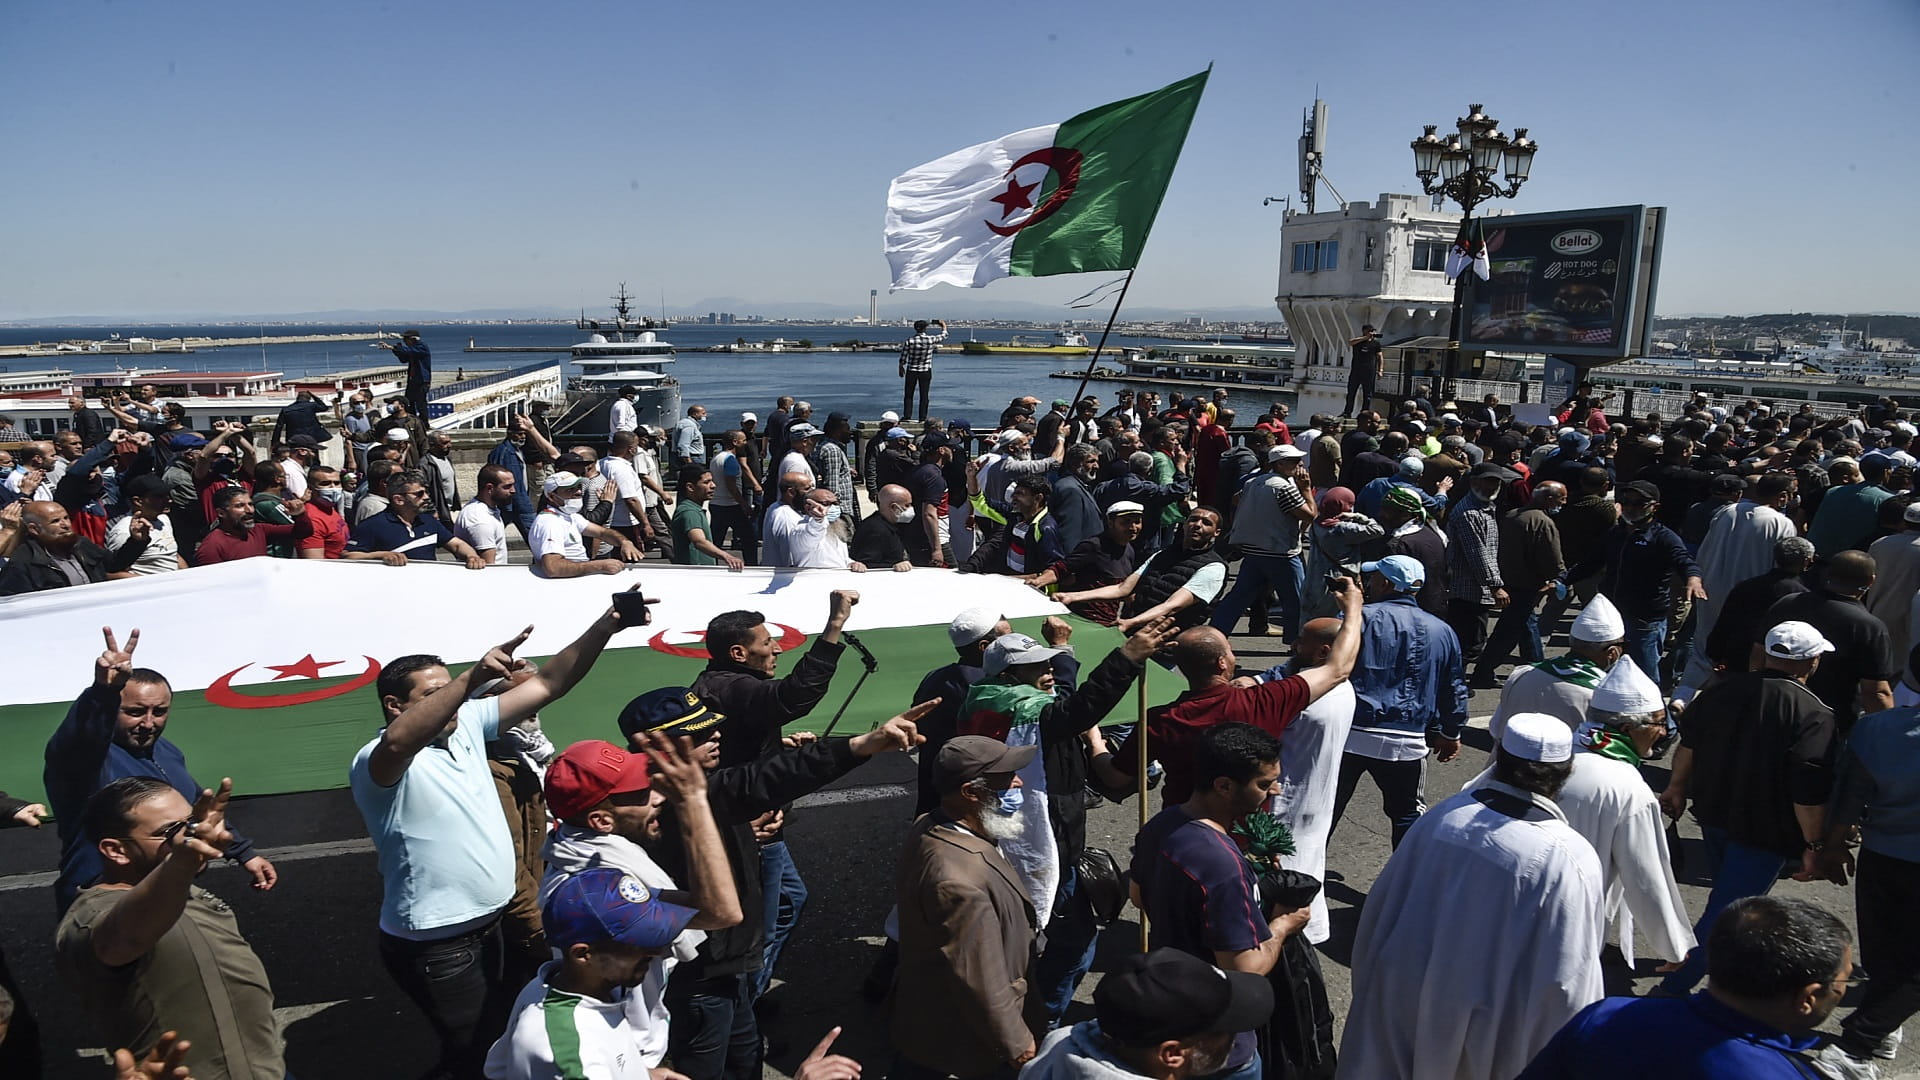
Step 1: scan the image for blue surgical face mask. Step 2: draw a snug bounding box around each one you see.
[822,505,842,525]
[991,785,1024,816]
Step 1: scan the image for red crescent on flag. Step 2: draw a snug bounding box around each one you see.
[205,656,383,709]
[647,623,809,659]
[986,147,1084,237]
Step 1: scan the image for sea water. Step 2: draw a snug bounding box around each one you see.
[0,322,1288,430]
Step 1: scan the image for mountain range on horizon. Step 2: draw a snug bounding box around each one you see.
[5,301,1917,328]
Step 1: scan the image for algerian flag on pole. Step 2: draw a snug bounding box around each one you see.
[885,69,1209,291]
[1445,216,1492,282]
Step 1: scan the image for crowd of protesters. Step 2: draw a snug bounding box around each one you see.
[2,366,1919,1080]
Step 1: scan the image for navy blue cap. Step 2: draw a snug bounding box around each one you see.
[543,867,698,950]
[618,686,725,742]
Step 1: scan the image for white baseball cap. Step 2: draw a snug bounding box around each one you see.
[947,608,1004,649]
[983,633,1067,677]
[1268,445,1306,462]
[740,411,757,423]
[1105,500,1147,517]
[881,410,901,423]
[1501,712,1573,763]
[543,471,583,494]
[1764,621,1836,661]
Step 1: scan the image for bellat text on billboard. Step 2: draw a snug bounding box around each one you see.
[1461,205,1666,361]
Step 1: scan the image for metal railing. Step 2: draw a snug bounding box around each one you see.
[429,361,555,401]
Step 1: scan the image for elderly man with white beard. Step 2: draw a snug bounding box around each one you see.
[1500,658,1697,970]
[1339,713,1605,1080]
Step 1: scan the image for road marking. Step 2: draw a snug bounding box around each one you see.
[0,785,911,891]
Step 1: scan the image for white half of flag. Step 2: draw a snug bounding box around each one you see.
[884,124,1057,291]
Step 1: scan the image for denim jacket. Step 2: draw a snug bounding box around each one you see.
[1352,593,1469,740]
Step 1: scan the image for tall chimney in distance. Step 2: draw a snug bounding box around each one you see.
[869,289,878,327]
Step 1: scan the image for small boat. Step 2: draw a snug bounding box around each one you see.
[960,328,1093,356]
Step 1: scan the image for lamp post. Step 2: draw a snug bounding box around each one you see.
[1411,104,1539,401]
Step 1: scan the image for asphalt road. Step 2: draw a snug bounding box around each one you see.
[1,623,1912,1079]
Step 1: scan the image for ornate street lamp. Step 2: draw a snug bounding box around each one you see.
[1410,103,1541,399]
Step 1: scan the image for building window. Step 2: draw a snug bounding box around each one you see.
[1413,239,1450,272]
[1292,240,1342,273]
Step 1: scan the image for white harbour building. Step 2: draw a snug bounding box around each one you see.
[1276,193,1499,414]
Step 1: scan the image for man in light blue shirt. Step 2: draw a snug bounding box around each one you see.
[1812,698,1920,1071]
[674,404,709,471]
[349,602,639,1079]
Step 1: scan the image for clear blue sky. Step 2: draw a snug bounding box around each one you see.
[3,0,1914,320]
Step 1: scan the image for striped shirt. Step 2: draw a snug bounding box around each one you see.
[898,327,947,373]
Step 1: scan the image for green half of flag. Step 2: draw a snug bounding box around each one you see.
[1009,68,1209,278]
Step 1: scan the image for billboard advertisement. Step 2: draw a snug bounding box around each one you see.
[1462,205,1665,361]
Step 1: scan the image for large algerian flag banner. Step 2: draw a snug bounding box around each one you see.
[885,69,1209,291]
[0,560,1177,803]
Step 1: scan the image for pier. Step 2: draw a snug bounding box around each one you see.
[0,331,395,360]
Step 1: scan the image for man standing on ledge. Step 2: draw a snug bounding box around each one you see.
[1344,324,1383,417]
[898,318,947,422]
[378,329,433,421]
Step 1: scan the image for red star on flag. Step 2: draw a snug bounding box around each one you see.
[264,654,345,681]
[989,176,1039,221]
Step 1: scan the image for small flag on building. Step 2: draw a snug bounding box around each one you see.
[884,70,1209,291]
[1445,217,1492,282]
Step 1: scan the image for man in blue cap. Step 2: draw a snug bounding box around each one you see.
[1330,554,1468,848]
[485,867,699,1079]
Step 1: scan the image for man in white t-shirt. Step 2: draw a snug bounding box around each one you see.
[610,385,640,436]
[456,465,519,566]
[280,434,320,499]
[633,428,673,558]
[528,472,644,578]
[103,474,185,575]
[778,422,820,490]
[598,431,653,552]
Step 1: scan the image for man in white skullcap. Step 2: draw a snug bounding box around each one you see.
[1340,713,1605,1080]
[1556,658,1696,968]
[1489,594,1628,745]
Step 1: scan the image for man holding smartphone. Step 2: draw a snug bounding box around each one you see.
[898,318,947,423]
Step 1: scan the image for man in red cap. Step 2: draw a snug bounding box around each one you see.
[539,735,745,1074]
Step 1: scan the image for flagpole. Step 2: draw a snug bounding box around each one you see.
[1070,268,1137,410]
[1136,663,1151,952]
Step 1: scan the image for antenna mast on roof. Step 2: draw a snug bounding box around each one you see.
[1298,97,1328,214]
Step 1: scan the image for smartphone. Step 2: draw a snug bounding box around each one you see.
[611,590,652,625]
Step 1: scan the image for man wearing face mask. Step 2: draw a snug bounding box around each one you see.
[528,472,645,578]
[339,391,376,474]
[893,736,1044,1080]
[1560,480,1707,692]
[1548,658,1697,970]
[44,628,276,913]
[850,483,919,572]
[1490,593,1629,743]
[293,464,355,560]
[768,480,863,571]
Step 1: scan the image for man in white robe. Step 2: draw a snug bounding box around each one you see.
[1340,713,1605,1080]
[1557,658,1696,967]
[1254,616,1357,945]
[1679,474,1798,693]
[1866,501,1920,661]
[1489,593,1626,745]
